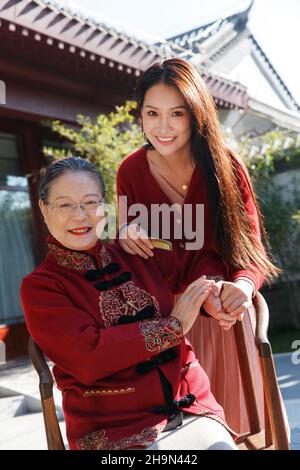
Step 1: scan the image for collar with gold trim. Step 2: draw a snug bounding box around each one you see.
[47,237,111,272]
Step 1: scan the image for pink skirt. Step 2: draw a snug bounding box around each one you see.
[185,306,265,435]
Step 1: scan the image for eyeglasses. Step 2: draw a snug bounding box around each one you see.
[45,199,104,216]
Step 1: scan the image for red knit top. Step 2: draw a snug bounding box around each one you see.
[117,146,265,293]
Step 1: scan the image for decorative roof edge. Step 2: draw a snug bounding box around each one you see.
[250,34,300,112]
[0,0,249,108]
[166,0,254,43]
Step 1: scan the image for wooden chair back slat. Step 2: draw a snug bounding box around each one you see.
[234,320,261,434]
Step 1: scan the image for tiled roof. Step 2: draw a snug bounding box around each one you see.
[0,0,171,72]
[164,0,299,112]
[197,66,248,109]
[167,0,253,53]
[0,0,249,109]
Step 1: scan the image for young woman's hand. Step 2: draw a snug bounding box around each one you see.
[202,282,237,331]
[202,279,253,330]
[171,276,215,335]
[220,280,253,321]
[118,223,154,259]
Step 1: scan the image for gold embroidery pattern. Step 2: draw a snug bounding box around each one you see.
[48,243,96,271]
[76,424,164,450]
[98,244,111,267]
[139,316,182,353]
[99,281,160,328]
[48,242,112,272]
[83,387,135,397]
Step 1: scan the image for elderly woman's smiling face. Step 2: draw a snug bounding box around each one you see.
[39,171,104,251]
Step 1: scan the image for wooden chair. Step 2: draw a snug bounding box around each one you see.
[28,336,65,450]
[233,293,290,450]
[28,292,290,450]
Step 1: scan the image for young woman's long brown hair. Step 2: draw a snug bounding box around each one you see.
[135,57,280,282]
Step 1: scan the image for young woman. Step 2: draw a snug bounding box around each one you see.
[20,157,238,450]
[116,58,281,434]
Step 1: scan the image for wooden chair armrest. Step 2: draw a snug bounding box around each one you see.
[28,336,53,400]
[253,292,273,357]
[28,336,65,450]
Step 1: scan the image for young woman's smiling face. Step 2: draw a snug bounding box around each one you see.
[39,171,104,251]
[141,82,192,159]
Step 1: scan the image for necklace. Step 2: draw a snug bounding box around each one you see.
[157,172,190,197]
[147,150,193,194]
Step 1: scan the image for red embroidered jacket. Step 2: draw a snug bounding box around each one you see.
[21,236,233,450]
[116,146,265,293]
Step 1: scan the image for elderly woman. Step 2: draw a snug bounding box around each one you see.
[21,157,238,450]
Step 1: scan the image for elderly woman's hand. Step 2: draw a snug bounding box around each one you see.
[171,276,215,335]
